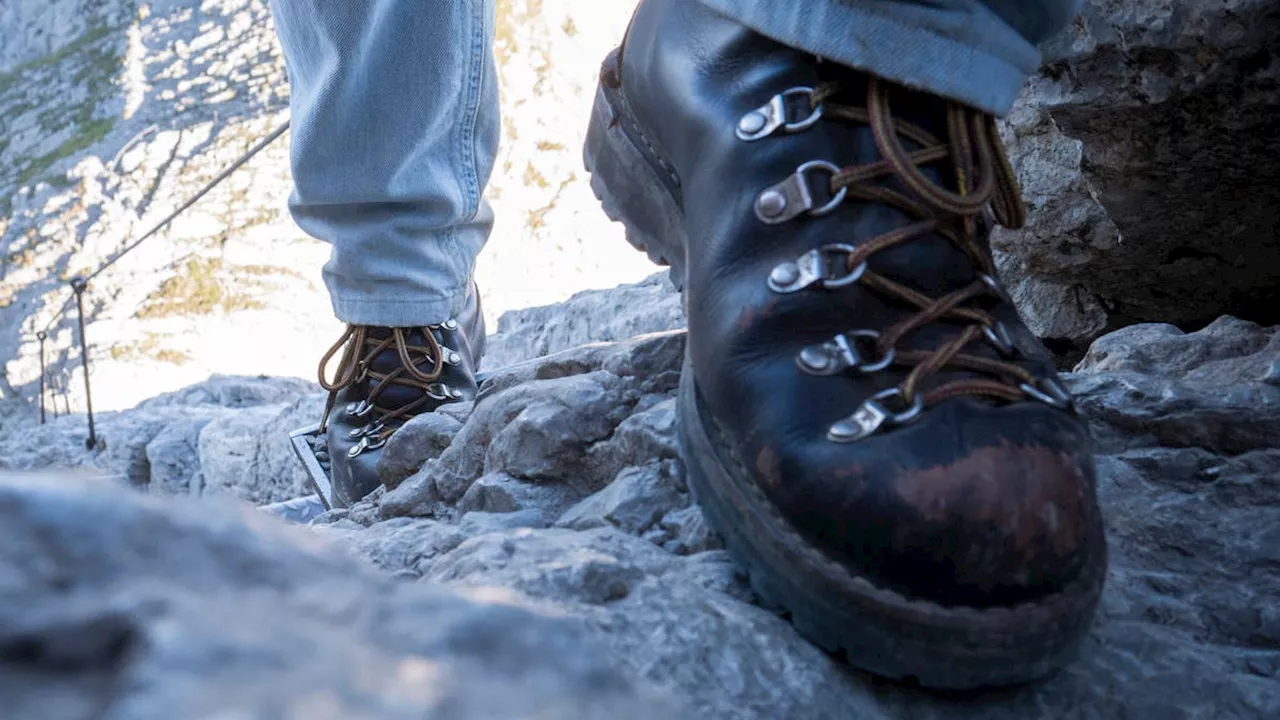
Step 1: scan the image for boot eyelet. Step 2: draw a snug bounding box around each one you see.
[755,160,847,225]
[828,388,923,443]
[1020,377,1073,409]
[980,273,1011,303]
[768,244,864,293]
[983,321,1018,358]
[426,383,454,401]
[797,330,894,376]
[736,87,823,141]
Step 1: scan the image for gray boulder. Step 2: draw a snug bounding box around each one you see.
[483,272,685,368]
[0,473,676,720]
[995,0,1280,349]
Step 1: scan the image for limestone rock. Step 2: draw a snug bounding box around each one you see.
[381,332,684,520]
[196,403,292,503]
[376,411,464,489]
[1067,317,1280,455]
[995,0,1280,349]
[143,414,216,494]
[0,473,677,719]
[2,302,1279,717]
[556,460,688,537]
[1075,316,1280,383]
[483,273,684,368]
[456,471,583,520]
[134,374,319,411]
[657,504,724,556]
[195,393,324,504]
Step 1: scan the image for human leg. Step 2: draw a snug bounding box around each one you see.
[269,0,496,506]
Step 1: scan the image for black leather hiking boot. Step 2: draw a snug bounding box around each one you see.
[584,0,1105,689]
[316,283,484,508]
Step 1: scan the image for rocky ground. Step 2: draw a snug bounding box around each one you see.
[3,0,1278,717]
[2,275,1278,719]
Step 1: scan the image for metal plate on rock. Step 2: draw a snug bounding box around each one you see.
[289,423,333,510]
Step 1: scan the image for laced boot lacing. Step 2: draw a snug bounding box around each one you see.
[743,77,1071,443]
[317,324,461,450]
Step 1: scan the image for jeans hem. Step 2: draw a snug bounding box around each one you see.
[329,285,472,327]
[697,0,1040,116]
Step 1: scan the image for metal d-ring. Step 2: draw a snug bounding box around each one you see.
[347,430,390,459]
[348,399,375,419]
[348,421,385,440]
[767,243,866,294]
[796,329,895,376]
[425,382,461,401]
[979,273,1011,304]
[1019,376,1074,409]
[827,387,924,443]
[755,160,849,225]
[735,87,824,141]
[983,321,1018,358]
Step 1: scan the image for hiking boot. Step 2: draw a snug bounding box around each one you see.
[317,283,484,508]
[584,0,1105,689]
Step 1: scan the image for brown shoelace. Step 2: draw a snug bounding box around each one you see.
[812,77,1037,408]
[317,326,449,442]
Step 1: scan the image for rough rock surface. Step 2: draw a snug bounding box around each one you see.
[0,374,321,502]
[483,272,685,368]
[2,294,1280,717]
[994,0,1280,349]
[0,473,676,719]
[342,318,1280,718]
[2,0,1279,714]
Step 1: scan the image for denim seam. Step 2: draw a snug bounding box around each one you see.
[459,0,486,222]
[332,294,468,306]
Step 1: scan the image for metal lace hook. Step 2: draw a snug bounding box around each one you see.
[736,87,824,141]
[796,330,895,376]
[755,160,849,225]
[828,388,924,443]
[768,243,866,294]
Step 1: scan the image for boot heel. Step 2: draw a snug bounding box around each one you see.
[584,49,689,289]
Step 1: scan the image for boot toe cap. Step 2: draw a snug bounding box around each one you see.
[761,398,1105,608]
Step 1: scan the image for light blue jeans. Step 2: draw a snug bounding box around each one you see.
[269,0,1079,327]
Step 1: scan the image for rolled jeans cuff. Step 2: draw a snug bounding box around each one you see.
[320,222,485,327]
[696,0,1043,116]
[328,289,471,328]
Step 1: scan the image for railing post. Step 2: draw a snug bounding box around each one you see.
[35,330,48,424]
[69,277,97,449]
